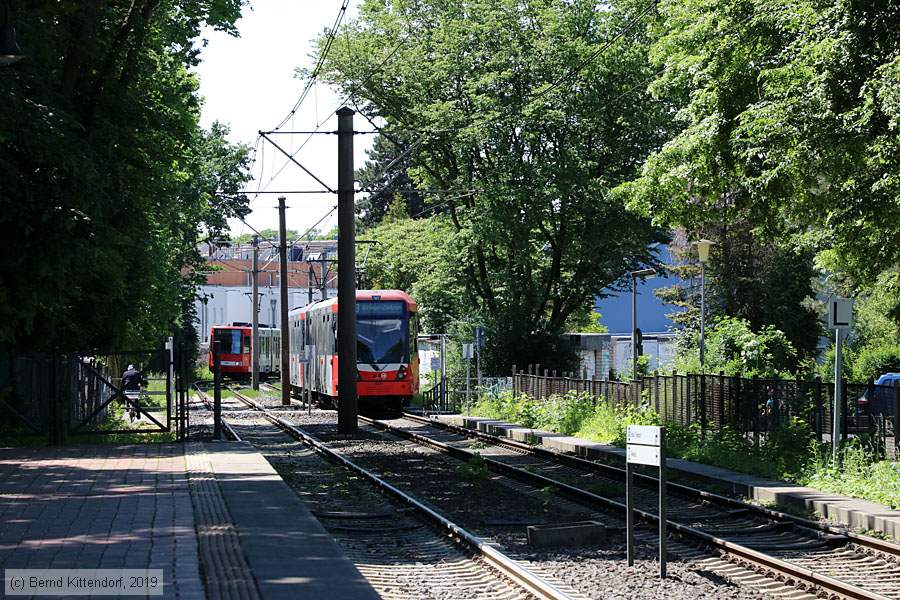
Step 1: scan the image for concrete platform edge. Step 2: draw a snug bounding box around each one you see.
[435,414,900,540]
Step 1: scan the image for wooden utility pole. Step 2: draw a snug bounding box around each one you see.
[336,107,357,433]
[251,235,260,390]
[278,196,291,406]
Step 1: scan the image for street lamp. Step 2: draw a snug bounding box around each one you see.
[630,268,657,381]
[693,239,715,372]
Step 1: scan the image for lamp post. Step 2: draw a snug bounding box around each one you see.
[693,239,714,372]
[630,268,657,381]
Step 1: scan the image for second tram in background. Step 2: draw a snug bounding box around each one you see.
[288,290,419,410]
[209,324,281,378]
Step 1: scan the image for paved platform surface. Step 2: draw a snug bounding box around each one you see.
[188,441,379,600]
[0,444,203,599]
[0,442,379,600]
[441,414,900,540]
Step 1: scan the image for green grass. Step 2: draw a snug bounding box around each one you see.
[466,391,900,509]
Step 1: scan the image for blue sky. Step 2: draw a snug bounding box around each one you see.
[193,1,372,239]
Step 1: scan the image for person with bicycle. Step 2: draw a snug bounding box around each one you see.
[122,364,148,422]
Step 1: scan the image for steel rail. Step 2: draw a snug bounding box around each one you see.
[362,414,891,600]
[404,412,900,558]
[192,384,243,442]
[224,390,575,600]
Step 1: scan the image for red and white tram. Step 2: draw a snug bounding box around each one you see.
[288,290,419,409]
[208,324,280,377]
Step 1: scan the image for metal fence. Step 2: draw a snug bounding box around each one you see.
[421,376,511,414]
[512,369,900,455]
[0,345,191,444]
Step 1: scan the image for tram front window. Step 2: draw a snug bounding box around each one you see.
[213,329,241,355]
[357,301,408,364]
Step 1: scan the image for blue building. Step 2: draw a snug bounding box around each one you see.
[578,244,682,378]
[595,244,682,335]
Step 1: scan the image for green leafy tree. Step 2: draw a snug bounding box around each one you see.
[364,214,466,334]
[356,134,426,228]
[673,316,797,377]
[623,0,900,332]
[319,0,671,372]
[0,1,250,351]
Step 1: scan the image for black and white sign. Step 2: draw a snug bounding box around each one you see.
[626,425,661,447]
[827,298,853,329]
[627,444,661,467]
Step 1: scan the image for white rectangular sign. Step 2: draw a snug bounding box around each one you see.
[627,444,661,466]
[827,298,853,329]
[626,425,661,446]
[462,343,474,359]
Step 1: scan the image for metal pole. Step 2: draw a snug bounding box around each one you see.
[833,328,842,465]
[307,264,313,305]
[213,340,222,440]
[631,274,637,381]
[466,356,471,414]
[320,252,327,300]
[167,336,174,431]
[476,337,482,390]
[278,196,291,406]
[659,427,667,579]
[700,262,706,372]
[626,461,634,566]
[251,235,260,390]
[336,107,358,433]
[440,334,447,409]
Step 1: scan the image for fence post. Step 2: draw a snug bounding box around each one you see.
[734,373,742,432]
[671,370,678,425]
[814,375,823,443]
[48,352,58,445]
[751,375,760,447]
[511,364,517,396]
[841,376,848,444]
[699,372,707,436]
[654,370,660,414]
[893,381,900,459]
[867,377,875,439]
[718,371,725,430]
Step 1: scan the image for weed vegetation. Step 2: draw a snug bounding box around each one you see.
[468,391,900,508]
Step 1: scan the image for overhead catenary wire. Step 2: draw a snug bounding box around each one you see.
[255,33,413,197]
[271,0,350,132]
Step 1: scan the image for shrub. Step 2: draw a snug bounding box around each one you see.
[673,316,797,377]
[803,439,900,509]
[851,343,900,383]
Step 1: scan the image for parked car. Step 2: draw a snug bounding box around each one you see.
[856,373,900,414]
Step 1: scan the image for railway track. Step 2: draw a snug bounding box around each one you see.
[191,385,580,600]
[215,388,821,599]
[362,411,900,600]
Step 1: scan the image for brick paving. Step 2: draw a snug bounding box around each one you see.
[0,444,203,599]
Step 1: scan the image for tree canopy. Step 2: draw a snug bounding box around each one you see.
[321,0,671,371]
[623,0,900,322]
[0,0,251,351]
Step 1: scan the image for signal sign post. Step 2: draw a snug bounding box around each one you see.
[626,425,667,578]
[303,345,315,416]
[212,340,222,441]
[828,298,853,465]
[462,343,474,412]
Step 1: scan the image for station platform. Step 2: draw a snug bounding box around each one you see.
[438,414,900,540]
[0,442,379,599]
